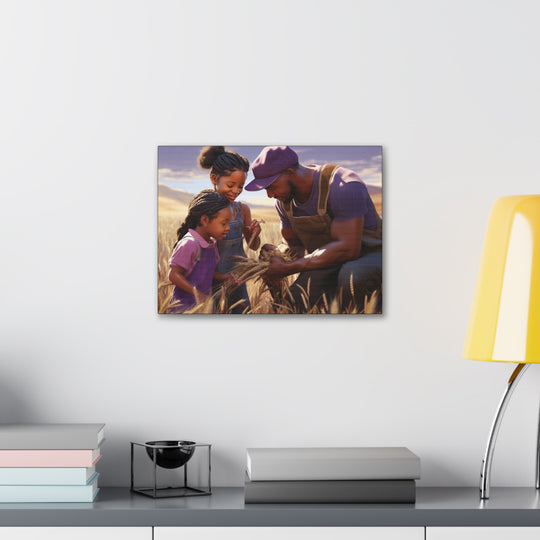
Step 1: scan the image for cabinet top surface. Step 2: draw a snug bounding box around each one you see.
[1,487,540,527]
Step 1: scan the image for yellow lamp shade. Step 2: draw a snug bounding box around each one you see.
[463,195,540,363]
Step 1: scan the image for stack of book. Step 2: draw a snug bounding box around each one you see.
[245,447,420,503]
[0,423,105,502]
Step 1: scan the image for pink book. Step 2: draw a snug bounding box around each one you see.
[0,447,101,467]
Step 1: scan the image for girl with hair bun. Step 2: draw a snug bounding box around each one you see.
[198,146,261,313]
[168,190,232,313]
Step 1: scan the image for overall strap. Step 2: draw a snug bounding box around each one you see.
[282,164,339,218]
[317,164,339,216]
[231,201,241,220]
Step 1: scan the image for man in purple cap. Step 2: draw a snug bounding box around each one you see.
[245,146,382,311]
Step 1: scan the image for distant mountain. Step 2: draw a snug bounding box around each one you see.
[158,183,275,211]
[158,184,193,205]
[158,182,381,211]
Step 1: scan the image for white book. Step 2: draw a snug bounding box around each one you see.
[0,466,96,485]
[246,447,421,481]
[0,423,105,449]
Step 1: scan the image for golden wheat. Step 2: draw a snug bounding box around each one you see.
[157,213,381,314]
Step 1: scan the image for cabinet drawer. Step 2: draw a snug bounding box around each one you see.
[428,527,540,540]
[155,527,424,540]
[1,527,151,539]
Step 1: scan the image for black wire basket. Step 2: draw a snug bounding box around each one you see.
[130,441,211,499]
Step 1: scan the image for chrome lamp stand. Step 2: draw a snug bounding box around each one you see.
[480,363,538,499]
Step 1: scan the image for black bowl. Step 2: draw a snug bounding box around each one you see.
[145,440,196,469]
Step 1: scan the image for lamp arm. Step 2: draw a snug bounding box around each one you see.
[480,363,529,499]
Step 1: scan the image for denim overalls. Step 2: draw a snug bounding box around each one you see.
[214,201,250,313]
[281,165,382,309]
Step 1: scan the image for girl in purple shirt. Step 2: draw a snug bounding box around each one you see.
[168,190,233,313]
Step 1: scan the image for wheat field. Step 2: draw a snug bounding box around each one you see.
[158,211,292,314]
[157,192,381,315]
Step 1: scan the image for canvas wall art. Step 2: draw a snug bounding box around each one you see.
[158,145,382,315]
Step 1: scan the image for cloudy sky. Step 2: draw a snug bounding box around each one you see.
[158,146,382,204]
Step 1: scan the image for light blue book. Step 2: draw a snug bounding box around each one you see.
[0,473,99,502]
[0,466,96,485]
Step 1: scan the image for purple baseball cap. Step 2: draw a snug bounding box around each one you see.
[245,146,299,191]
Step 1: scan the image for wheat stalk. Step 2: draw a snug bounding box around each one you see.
[158,214,382,314]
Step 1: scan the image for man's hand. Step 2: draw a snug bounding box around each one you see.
[265,256,293,281]
[259,243,277,261]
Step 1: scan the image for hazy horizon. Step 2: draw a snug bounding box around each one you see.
[158,145,382,204]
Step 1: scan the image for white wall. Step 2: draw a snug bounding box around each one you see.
[1,0,539,488]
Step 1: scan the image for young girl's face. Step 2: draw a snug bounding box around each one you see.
[201,206,232,241]
[211,170,246,203]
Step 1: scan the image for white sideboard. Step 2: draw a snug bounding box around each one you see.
[427,527,540,539]
[5,526,540,540]
[1,528,150,539]
[154,527,423,540]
